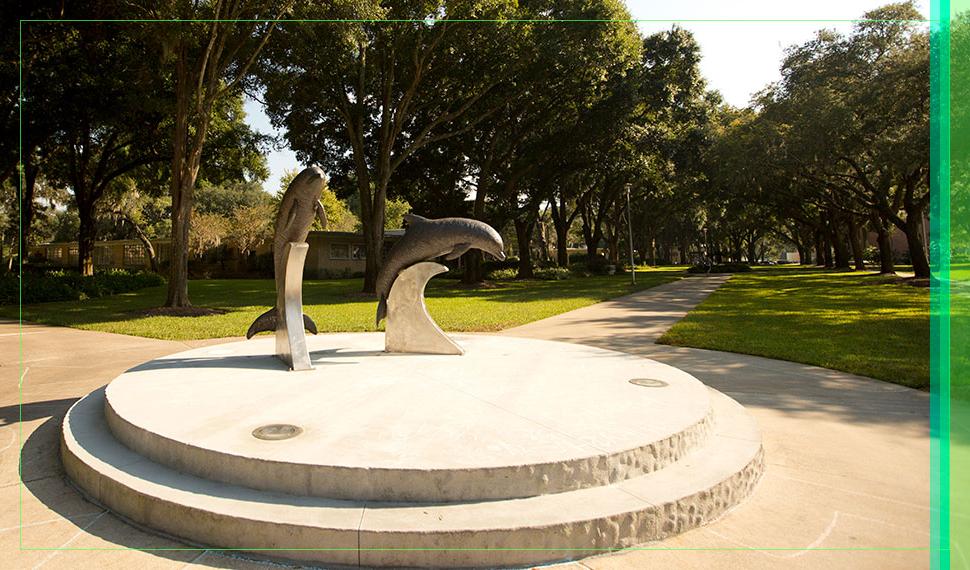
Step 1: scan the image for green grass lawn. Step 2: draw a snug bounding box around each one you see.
[951,263,970,400]
[3,270,680,340]
[659,267,931,389]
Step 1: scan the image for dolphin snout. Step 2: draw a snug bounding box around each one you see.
[306,166,325,180]
[492,250,506,261]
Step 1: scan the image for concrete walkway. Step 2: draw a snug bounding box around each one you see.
[507,275,930,570]
[1,274,929,569]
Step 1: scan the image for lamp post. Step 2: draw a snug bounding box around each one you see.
[626,184,635,285]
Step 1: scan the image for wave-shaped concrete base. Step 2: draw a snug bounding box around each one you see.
[61,334,763,568]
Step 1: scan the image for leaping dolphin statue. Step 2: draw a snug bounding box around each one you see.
[246,166,328,339]
[375,214,506,326]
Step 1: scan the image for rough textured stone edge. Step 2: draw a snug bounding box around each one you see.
[355,446,766,568]
[62,390,764,569]
[102,386,715,503]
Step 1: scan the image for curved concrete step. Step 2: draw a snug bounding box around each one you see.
[62,387,763,569]
[102,334,714,502]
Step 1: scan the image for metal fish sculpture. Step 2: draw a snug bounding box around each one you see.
[246,166,328,339]
[375,214,505,326]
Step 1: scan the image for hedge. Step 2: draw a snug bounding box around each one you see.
[1,269,165,305]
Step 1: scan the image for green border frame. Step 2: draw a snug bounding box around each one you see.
[930,0,951,566]
[16,10,953,566]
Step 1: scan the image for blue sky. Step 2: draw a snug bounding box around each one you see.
[244,0,930,192]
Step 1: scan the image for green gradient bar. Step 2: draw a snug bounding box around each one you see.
[931,0,950,561]
[946,0,970,566]
[931,2,948,569]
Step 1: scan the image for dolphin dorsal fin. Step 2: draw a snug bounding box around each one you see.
[403,213,430,227]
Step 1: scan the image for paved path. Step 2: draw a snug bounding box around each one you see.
[507,275,930,570]
[2,274,929,569]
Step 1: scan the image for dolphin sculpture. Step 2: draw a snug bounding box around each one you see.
[375,214,506,326]
[246,166,328,339]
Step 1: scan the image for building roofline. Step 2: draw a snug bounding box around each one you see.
[32,229,406,248]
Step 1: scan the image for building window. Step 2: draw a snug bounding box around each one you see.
[124,244,146,266]
[95,246,112,267]
[68,246,78,259]
[330,243,350,260]
[352,244,365,260]
[51,247,63,260]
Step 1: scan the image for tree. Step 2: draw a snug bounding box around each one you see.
[196,179,273,218]
[260,1,528,292]
[756,2,930,276]
[146,1,290,307]
[104,181,170,273]
[226,202,274,256]
[188,210,228,257]
[3,1,89,256]
[383,198,412,231]
[455,0,643,280]
[32,22,170,275]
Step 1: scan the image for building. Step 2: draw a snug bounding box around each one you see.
[28,230,404,278]
[303,230,404,278]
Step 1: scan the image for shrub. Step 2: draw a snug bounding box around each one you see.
[863,246,880,263]
[687,263,752,274]
[534,267,572,280]
[586,255,614,275]
[482,256,519,274]
[0,269,165,305]
[486,267,518,281]
[487,266,573,281]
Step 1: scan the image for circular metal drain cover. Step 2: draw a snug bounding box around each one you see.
[629,378,669,388]
[252,424,303,441]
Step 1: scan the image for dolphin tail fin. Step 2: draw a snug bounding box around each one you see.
[246,308,278,339]
[303,313,318,335]
[376,295,388,327]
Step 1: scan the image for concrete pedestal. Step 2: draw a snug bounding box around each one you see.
[62,334,763,568]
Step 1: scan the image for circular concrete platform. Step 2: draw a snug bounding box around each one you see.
[104,334,713,502]
[62,333,764,568]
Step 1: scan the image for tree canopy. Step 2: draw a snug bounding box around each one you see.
[8,1,932,294]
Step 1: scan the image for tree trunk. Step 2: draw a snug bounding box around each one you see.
[871,211,895,274]
[514,217,534,279]
[167,177,192,305]
[607,228,620,265]
[831,222,851,269]
[903,206,930,278]
[128,217,159,273]
[554,222,569,267]
[535,219,550,263]
[730,237,742,263]
[822,234,833,268]
[77,201,96,276]
[580,209,605,265]
[848,217,866,271]
[362,197,385,293]
[813,230,825,266]
[746,240,757,266]
[19,159,39,261]
[166,46,200,307]
[462,186,489,284]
